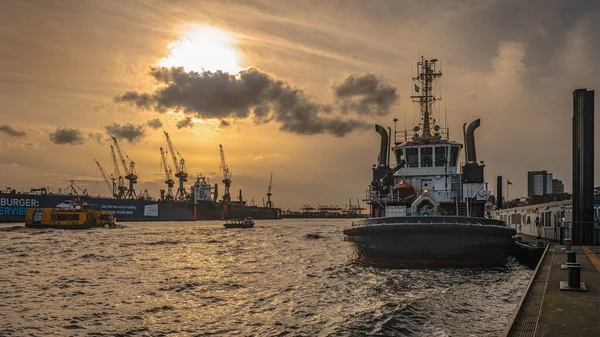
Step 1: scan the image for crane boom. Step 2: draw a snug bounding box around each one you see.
[219,144,231,180]
[163,131,188,200]
[160,147,172,181]
[219,144,232,203]
[94,159,113,196]
[110,145,122,178]
[110,144,127,198]
[266,172,273,208]
[164,131,180,173]
[111,136,129,175]
[268,172,273,194]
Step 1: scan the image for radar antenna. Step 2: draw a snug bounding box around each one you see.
[410,57,443,140]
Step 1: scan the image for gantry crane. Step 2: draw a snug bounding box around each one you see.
[94,159,116,197]
[110,145,127,199]
[159,147,175,201]
[111,136,137,199]
[266,172,273,208]
[219,144,232,203]
[163,131,188,200]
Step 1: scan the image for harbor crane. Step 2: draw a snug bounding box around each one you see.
[219,144,232,203]
[111,136,137,199]
[159,147,175,201]
[163,131,188,200]
[94,159,116,197]
[110,144,127,199]
[266,172,273,208]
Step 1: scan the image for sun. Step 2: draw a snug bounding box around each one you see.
[159,25,243,74]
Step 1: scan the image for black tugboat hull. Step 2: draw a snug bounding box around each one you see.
[343,216,516,268]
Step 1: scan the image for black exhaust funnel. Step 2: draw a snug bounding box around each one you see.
[375,125,389,167]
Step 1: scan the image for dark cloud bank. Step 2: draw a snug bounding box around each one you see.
[0,124,27,137]
[146,118,163,129]
[114,67,399,137]
[105,123,145,143]
[48,124,147,146]
[49,127,85,145]
[176,116,194,129]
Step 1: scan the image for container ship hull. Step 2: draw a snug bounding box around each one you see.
[0,193,281,223]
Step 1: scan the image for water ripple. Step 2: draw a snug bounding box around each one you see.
[0,219,531,336]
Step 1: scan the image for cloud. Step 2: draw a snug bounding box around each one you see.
[220,120,231,128]
[333,73,399,116]
[0,124,27,137]
[104,123,145,143]
[49,127,86,145]
[88,132,105,144]
[114,67,397,137]
[176,116,194,129]
[146,118,163,129]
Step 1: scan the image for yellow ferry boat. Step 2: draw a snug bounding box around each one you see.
[25,201,117,229]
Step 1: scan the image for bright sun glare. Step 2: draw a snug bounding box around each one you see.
[159,25,243,74]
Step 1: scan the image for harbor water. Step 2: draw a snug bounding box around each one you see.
[0,219,531,336]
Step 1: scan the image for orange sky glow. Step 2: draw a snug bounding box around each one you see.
[1,0,600,209]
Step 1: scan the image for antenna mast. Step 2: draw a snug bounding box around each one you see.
[410,57,443,140]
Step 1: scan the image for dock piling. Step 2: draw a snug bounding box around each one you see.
[566,250,577,263]
[560,262,587,291]
[568,263,581,288]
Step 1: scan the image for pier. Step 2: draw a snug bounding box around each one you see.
[504,235,600,337]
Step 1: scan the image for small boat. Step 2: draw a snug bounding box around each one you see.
[24,201,117,229]
[223,217,255,229]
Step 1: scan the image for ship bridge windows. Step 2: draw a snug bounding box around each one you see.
[406,148,418,167]
[450,146,459,167]
[401,145,460,168]
[421,147,433,167]
[435,146,447,166]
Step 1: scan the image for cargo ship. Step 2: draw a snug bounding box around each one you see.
[0,177,281,223]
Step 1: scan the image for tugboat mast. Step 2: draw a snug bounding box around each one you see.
[410,57,442,140]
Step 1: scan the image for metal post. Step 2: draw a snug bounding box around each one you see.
[567,263,581,288]
[567,250,576,263]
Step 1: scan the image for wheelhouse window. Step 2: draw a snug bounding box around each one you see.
[406,148,418,167]
[434,146,447,166]
[394,148,404,165]
[450,146,459,167]
[421,147,432,167]
[52,213,80,221]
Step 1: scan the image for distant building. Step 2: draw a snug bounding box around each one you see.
[552,179,564,194]
[527,171,553,198]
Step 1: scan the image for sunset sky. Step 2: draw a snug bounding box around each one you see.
[1,0,599,209]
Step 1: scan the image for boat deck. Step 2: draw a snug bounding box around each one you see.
[504,235,600,337]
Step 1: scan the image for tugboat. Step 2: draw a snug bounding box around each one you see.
[25,200,117,229]
[223,217,255,229]
[343,57,515,268]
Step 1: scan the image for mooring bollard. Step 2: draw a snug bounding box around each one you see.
[564,239,572,250]
[567,263,581,288]
[567,250,577,263]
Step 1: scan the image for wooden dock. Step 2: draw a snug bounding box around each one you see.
[503,237,600,337]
